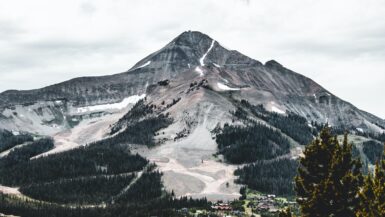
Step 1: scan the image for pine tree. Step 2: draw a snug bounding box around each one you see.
[279,207,293,217]
[357,144,385,216]
[324,134,362,216]
[295,128,362,217]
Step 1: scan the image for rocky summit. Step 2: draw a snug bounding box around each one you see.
[0,31,384,201]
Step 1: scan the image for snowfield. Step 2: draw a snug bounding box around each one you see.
[136,60,151,69]
[195,66,204,77]
[271,106,285,114]
[217,82,240,91]
[76,94,146,113]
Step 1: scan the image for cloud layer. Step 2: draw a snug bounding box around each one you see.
[0,0,384,118]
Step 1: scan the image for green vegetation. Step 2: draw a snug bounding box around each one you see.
[20,175,135,204]
[235,159,298,196]
[216,123,291,164]
[109,99,173,146]
[0,137,54,168]
[0,142,147,186]
[107,115,173,147]
[363,140,384,164]
[0,129,33,152]
[233,100,315,145]
[115,170,163,203]
[295,129,363,216]
[357,148,385,216]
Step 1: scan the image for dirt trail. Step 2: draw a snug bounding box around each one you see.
[145,103,241,201]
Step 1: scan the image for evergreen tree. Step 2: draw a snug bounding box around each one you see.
[295,128,362,217]
[324,134,362,216]
[279,208,293,217]
[357,144,385,217]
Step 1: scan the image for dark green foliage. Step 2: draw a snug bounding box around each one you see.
[216,123,291,164]
[363,140,384,164]
[230,200,245,211]
[0,129,33,152]
[0,138,54,167]
[110,99,154,134]
[356,131,385,143]
[116,171,163,203]
[108,115,173,147]
[0,142,147,186]
[278,208,293,217]
[259,111,313,145]
[109,100,173,146]
[235,159,298,196]
[20,175,135,204]
[295,129,363,217]
[357,146,385,217]
[234,100,314,145]
[157,79,170,86]
[0,192,211,217]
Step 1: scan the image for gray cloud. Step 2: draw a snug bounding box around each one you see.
[0,0,384,118]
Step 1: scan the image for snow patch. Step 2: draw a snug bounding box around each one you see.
[217,82,240,91]
[76,94,146,113]
[136,61,151,69]
[195,67,204,77]
[11,130,20,136]
[199,40,215,66]
[356,127,364,133]
[213,63,221,68]
[271,106,285,114]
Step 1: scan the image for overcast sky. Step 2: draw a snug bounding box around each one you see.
[0,0,384,118]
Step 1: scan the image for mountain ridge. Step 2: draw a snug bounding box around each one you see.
[0,30,384,133]
[1,30,385,202]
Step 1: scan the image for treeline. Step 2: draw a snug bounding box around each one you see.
[0,190,211,217]
[216,123,291,164]
[356,130,385,142]
[0,142,147,186]
[235,159,298,196]
[20,175,135,204]
[0,137,54,167]
[115,171,163,203]
[110,99,154,134]
[363,140,384,164]
[0,129,33,152]
[107,115,173,147]
[109,99,173,146]
[232,100,314,145]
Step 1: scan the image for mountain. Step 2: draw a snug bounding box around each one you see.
[0,31,385,201]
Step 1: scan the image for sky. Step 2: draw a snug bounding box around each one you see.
[0,0,384,118]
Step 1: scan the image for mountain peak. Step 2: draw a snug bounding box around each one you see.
[265,60,282,68]
[172,31,214,46]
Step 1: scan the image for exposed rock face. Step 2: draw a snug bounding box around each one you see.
[1,30,384,201]
[1,31,383,134]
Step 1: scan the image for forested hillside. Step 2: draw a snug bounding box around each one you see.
[0,130,33,152]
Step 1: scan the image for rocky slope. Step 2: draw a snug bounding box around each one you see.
[1,31,384,200]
